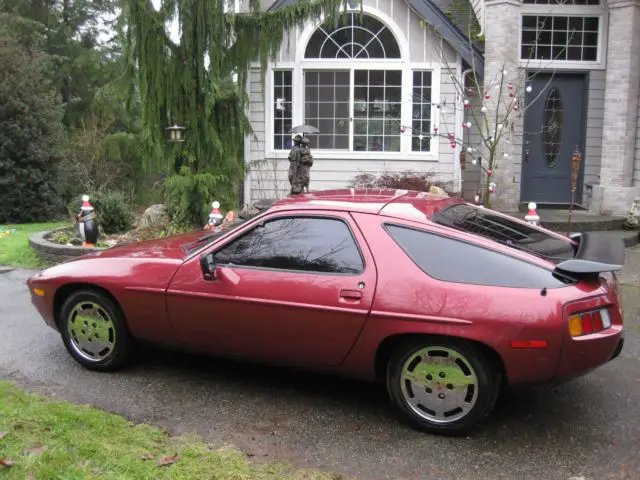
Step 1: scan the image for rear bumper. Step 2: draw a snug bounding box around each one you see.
[609,334,624,361]
[552,325,623,384]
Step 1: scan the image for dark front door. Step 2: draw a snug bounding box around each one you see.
[521,73,587,205]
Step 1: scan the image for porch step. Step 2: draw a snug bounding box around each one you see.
[505,210,626,232]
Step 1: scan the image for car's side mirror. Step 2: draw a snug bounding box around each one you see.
[200,252,217,280]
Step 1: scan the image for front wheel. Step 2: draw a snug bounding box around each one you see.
[386,338,499,435]
[59,290,134,371]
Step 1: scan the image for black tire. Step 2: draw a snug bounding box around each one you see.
[386,337,499,435]
[59,289,134,371]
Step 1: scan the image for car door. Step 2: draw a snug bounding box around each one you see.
[166,210,377,367]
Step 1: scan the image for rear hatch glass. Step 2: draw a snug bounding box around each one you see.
[431,204,575,262]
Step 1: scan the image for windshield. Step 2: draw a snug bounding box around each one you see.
[431,204,575,261]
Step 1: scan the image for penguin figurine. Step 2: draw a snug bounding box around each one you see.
[77,195,99,247]
[204,201,224,230]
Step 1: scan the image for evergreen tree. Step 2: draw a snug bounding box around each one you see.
[120,0,348,225]
[0,36,66,223]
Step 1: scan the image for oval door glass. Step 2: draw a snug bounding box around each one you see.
[543,87,563,167]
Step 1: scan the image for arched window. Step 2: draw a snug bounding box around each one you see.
[271,11,435,155]
[304,13,400,59]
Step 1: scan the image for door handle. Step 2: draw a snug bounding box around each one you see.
[340,290,362,300]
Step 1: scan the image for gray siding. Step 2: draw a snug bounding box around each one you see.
[462,92,483,201]
[635,87,640,186]
[583,69,605,204]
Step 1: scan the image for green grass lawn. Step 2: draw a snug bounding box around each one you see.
[0,222,67,268]
[0,381,343,479]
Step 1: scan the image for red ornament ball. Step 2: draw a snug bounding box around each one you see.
[400,127,405,133]
[487,169,493,177]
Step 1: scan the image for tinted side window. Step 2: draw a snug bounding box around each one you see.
[214,217,364,274]
[385,224,568,288]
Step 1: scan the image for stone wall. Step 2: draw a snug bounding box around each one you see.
[29,230,103,265]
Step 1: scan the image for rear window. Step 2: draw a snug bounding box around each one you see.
[431,204,575,261]
[385,224,572,289]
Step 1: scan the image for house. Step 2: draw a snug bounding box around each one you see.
[242,0,640,216]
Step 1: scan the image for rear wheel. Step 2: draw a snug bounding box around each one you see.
[59,290,134,371]
[386,338,499,435]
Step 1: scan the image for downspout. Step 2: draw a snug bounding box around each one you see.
[455,66,474,195]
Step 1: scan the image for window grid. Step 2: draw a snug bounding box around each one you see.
[304,13,401,59]
[273,70,293,150]
[523,0,599,4]
[521,15,599,61]
[411,71,432,153]
[304,71,350,150]
[353,70,401,152]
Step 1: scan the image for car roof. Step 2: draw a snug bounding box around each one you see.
[270,188,465,220]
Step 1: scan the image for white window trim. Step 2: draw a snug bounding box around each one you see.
[518,5,608,70]
[263,6,443,161]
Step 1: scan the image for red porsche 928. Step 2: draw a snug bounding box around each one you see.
[27,189,625,434]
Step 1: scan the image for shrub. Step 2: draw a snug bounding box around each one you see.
[89,191,135,234]
[350,170,453,193]
[164,167,232,228]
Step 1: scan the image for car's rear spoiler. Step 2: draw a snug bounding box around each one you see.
[554,232,625,278]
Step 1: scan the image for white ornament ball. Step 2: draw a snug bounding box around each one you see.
[471,158,477,165]
[481,106,487,113]
[212,201,220,208]
[418,134,424,140]
[503,70,508,76]
[498,123,503,130]
[526,85,532,93]
[503,152,510,158]
[467,147,473,153]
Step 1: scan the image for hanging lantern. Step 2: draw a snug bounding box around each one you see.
[166,124,185,142]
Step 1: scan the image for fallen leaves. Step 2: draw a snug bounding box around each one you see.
[0,458,17,468]
[157,454,179,467]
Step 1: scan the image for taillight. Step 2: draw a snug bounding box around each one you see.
[568,308,612,337]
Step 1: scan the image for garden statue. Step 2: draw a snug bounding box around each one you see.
[77,195,99,247]
[288,134,303,194]
[204,200,224,230]
[289,136,313,194]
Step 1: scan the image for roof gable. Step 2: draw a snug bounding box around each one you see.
[268,0,484,75]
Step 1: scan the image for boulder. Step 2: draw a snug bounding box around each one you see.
[624,198,640,230]
[428,185,448,196]
[136,204,171,230]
